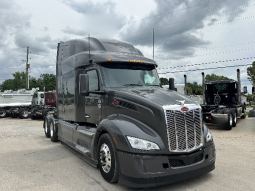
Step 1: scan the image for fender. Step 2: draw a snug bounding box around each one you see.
[91,114,165,161]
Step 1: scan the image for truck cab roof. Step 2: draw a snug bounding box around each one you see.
[58,38,157,75]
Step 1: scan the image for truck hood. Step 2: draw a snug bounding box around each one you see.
[113,87,196,106]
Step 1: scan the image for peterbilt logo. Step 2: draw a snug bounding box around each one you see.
[181,107,189,112]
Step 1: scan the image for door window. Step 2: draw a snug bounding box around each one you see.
[87,70,99,91]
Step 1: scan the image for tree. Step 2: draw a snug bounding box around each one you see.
[247,61,255,86]
[0,79,15,90]
[160,77,169,85]
[205,73,231,83]
[187,82,202,95]
[0,72,26,90]
[12,72,26,89]
[39,73,56,91]
[0,72,56,91]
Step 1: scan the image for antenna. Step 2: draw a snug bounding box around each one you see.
[88,34,90,60]
[153,28,154,60]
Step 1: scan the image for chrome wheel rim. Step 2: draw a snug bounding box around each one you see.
[45,123,48,133]
[229,115,232,126]
[0,111,6,117]
[23,110,29,118]
[50,124,53,137]
[100,143,111,173]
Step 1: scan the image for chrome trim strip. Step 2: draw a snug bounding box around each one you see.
[184,112,188,150]
[174,111,178,150]
[193,110,197,146]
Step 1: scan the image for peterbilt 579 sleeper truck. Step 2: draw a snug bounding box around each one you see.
[45,37,215,188]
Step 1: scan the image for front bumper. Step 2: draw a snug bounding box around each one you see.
[117,142,215,188]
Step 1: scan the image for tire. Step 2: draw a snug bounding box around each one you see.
[0,109,7,118]
[97,133,119,183]
[49,119,58,142]
[43,117,51,138]
[10,112,18,118]
[31,109,39,120]
[232,111,237,127]
[225,112,233,130]
[241,108,246,119]
[19,108,29,119]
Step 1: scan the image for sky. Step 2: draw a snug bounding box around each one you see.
[0,0,255,93]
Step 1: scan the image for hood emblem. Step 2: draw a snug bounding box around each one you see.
[176,100,185,106]
[181,107,189,112]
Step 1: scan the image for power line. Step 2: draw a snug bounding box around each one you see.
[156,47,255,60]
[155,41,255,56]
[158,63,253,74]
[130,15,255,43]
[157,56,255,70]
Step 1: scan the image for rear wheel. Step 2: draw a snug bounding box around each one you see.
[19,108,29,119]
[97,133,119,183]
[225,112,233,130]
[241,108,246,119]
[232,111,237,127]
[0,109,7,118]
[43,117,51,138]
[49,119,58,142]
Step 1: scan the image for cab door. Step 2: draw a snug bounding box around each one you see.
[84,69,103,124]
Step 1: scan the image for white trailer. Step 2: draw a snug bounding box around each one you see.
[0,88,38,118]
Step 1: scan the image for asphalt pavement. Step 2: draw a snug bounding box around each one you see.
[0,117,255,191]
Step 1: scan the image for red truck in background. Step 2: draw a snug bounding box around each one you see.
[31,91,56,119]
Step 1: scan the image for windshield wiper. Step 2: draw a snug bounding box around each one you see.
[123,84,143,87]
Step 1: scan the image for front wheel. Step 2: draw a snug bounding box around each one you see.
[97,134,119,183]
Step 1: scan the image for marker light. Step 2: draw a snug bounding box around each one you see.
[107,59,112,61]
[135,60,139,62]
[140,61,144,63]
[129,60,134,62]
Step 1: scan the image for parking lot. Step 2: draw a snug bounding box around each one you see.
[0,117,255,191]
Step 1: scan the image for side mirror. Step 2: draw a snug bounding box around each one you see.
[79,74,89,96]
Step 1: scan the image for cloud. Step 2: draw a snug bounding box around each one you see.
[118,0,252,53]
[62,26,88,36]
[61,0,125,37]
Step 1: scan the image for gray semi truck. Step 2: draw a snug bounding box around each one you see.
[44,37,215,188]
[200,70,246,130]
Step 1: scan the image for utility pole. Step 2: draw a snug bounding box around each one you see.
[26,46,30,89]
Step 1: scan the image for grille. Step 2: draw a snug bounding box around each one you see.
[169,159,184,167]
[165,108,202,152]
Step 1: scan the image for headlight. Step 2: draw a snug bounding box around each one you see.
[206,129,213,142]
[126,136,160,151]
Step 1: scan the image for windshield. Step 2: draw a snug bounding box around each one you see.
[99,62,160,88]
